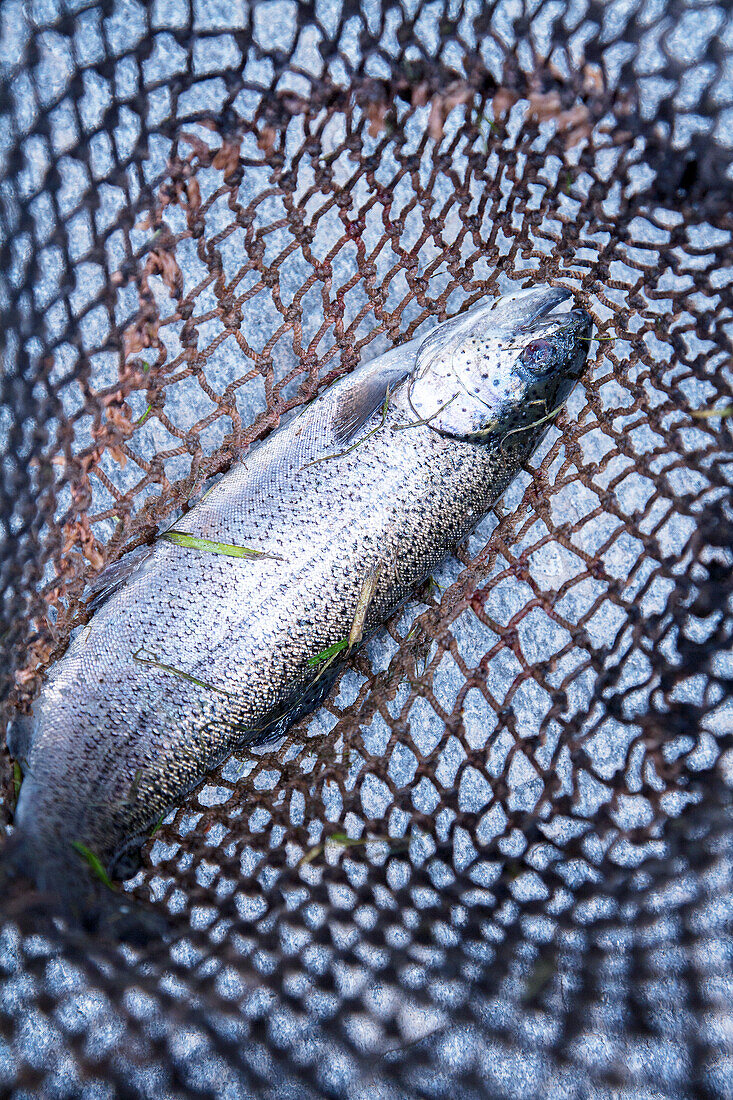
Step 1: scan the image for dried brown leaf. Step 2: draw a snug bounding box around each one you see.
[180,131,215,161]
[257,126,277,157]
[411,81,431,108]
[61,519,105,572]
[366,100,388,138]
[428,81,473,141]
[15,665,40,688]
[212,139,242,177]
[83,543,105,571]
[567,121,594,147]
[108,446,128,469]
[123,315,160,359]
[527,90,563,122]
[123,326,146,357]
[105,405,135,435]
[583,63,605,96]
[492,88,519,119]
[186,177,201,214]
[152,249,183,297]
[527,93,593,142]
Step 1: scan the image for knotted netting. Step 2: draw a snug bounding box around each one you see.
[0,0,732,1096]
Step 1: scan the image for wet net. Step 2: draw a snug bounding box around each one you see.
[1,1,732,1096]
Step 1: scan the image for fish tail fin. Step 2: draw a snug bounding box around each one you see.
[0,831,170,946]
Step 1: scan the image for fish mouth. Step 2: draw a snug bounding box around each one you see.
[493,285,574,337]
[564,305,594,337]
[507,285,593,353]
[525,303,593,336]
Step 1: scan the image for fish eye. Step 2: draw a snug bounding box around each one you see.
[522,339,554,374]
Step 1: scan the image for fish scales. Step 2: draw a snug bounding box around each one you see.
[3,287,592,939]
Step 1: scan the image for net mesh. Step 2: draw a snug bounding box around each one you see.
[1,1,732,1096]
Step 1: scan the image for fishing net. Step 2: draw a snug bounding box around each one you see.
[1,0,732,1096]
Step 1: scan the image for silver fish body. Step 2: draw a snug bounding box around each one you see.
[5,287,591,937]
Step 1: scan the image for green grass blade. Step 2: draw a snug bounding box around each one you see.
[690,404,733,420]
[72,841,116,890]
[12,761,22,806]
[301,385,392,469]
[132,647,233,698]
[163,530,282,560]
[307,638,348,667]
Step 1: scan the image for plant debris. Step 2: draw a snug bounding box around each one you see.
[162,530,282,560]
[11,761,22,809]
[690,404,733,419]
[428,81,474,142]
[348,563,383,648]
[299,831,404,866]
[395,393,458,431]
[497,401,566,452]
[132,647,233,698]
[307,639,349,667]
[527,89,594,146]
[71,842,116,890]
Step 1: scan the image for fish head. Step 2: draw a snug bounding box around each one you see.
[406,287,592,448]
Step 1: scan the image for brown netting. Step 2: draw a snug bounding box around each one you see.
[1,1,732,1096]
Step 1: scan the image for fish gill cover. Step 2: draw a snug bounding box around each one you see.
[0,0,731,1097]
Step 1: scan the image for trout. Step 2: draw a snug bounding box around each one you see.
[3,287,591,940]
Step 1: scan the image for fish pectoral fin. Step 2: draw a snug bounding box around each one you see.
[6,712,32,766]
[198,353,413,501]
[329,365,409,447]
[84,544,154,612]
